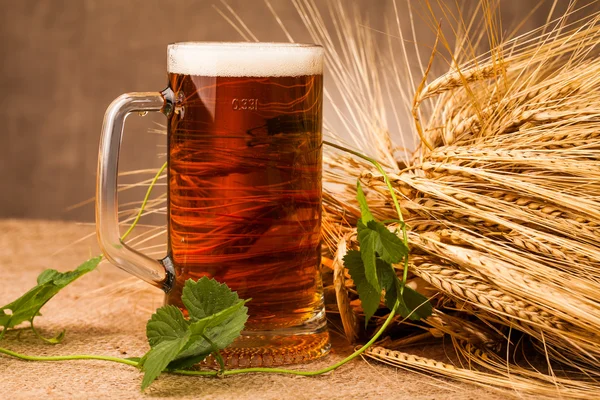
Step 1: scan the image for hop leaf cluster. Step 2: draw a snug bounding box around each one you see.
[0,256,102,342]
[138,277,249,390]
[343,182,432,324]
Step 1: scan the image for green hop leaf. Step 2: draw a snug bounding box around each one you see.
[356,181,375,225]
[375,260,400,311]
[139,332,191,390]
[397,286,433,321]
[0,256,102,338]
[176,295,248,360]
[139,277,249,391]
[181,277,244,322]
[345,251,425,325]
[146,305,189,347]
[357,225,380,290]
[343,250,381,324]
[366,220,408,265]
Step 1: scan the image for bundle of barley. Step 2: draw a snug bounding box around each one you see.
[293,0,600,398]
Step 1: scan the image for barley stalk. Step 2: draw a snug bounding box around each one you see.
[410,256,600,360]
[365,345,599,399]
[424,310,503,351]
[413,233,600,322]
[412,257,567,330]
[332,235,359,343]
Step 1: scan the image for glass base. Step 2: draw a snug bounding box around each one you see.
[205,325,330,368]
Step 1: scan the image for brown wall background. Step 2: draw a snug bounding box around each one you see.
[0,0,573,221]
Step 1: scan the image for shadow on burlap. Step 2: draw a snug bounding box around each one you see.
[0,220,509,400]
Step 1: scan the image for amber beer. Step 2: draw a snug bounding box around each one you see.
[164,43,328,363]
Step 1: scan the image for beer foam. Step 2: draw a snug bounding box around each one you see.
[167,42,323,77]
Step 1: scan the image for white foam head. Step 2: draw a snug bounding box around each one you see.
[167,42,323,77]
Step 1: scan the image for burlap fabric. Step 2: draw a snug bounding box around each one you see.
[0,219,506,399]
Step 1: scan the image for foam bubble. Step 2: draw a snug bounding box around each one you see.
[167,42,323,77]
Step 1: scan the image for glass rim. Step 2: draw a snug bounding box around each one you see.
[167,41,323,49]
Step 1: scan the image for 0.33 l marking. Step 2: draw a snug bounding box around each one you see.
[232,98,259,111]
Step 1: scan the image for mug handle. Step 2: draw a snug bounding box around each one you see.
[96,90,175,292]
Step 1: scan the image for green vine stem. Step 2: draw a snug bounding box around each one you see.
[0,300,398,378]
[120,161,168,242]
[0,347,139,367]
[0,143,409,381]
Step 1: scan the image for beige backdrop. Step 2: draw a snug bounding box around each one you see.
[0,0,570,221]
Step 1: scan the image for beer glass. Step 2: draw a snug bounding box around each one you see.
[96,42,329,366]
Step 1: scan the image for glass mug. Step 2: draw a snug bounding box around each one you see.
[96,42,329,366]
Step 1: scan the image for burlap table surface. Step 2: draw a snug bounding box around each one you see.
[0,219,508,399]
